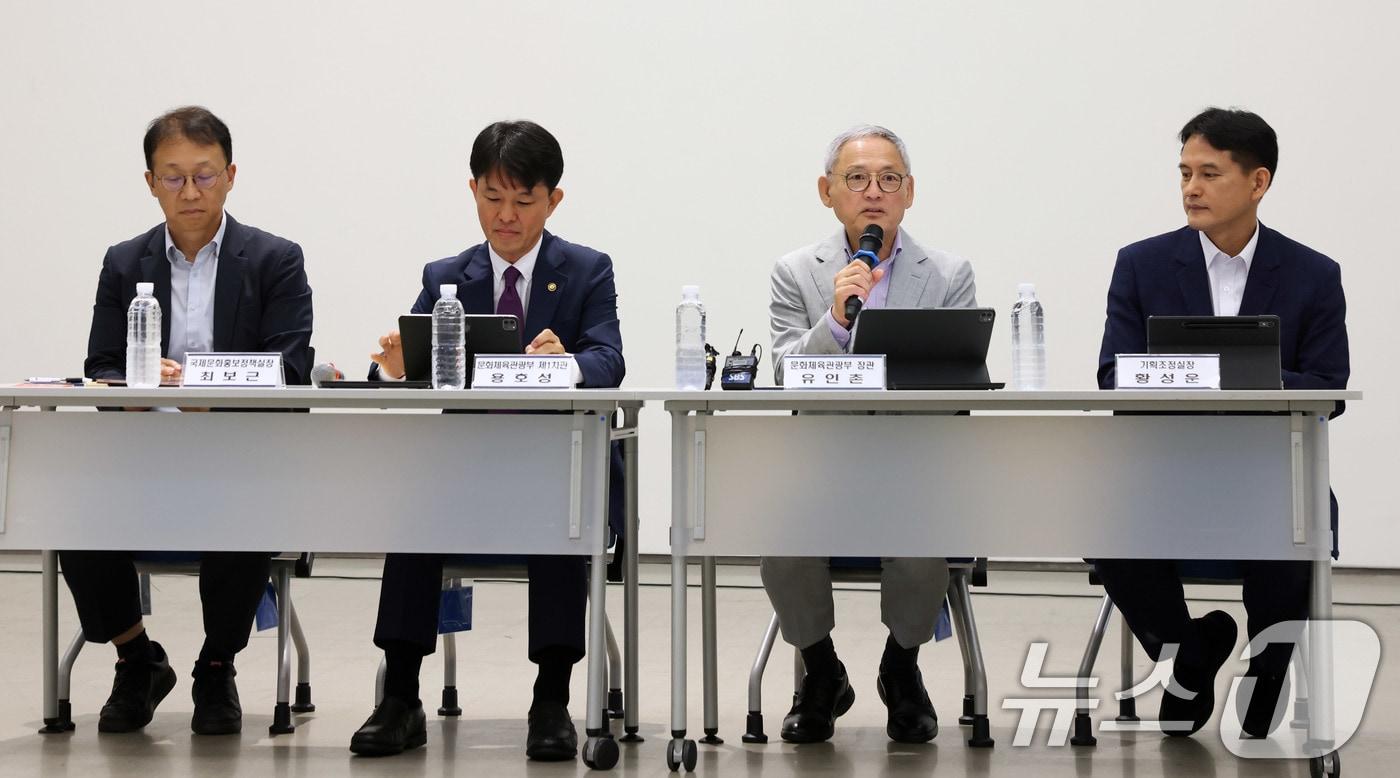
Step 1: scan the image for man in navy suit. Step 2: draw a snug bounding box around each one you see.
[350,120,624,761]
[66,106,314,736]
[1096,108,1348,739]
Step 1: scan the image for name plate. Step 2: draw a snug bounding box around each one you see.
[782,355,886,390]
[182,352,285,387]
[1115,354,1220,389]
[471,355,575,389]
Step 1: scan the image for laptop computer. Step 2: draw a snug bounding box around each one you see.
[1146,315,1282,390]
[850,308,1003,389]
[400,313,524,383]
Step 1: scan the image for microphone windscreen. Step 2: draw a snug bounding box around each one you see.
[310,362,343,387]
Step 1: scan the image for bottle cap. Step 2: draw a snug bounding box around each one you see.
[1017,283,1036,297]
[439,284,458,299]
[682,285,700,300]
[136,282,154,295]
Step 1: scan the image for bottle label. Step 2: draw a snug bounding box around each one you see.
[781,355,886,390]
[471,354,575,390]
[182,352,285,387]
[1114,354,1220,390]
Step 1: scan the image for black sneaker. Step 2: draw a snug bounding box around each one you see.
[98,641,177,733]
[191,661,242,735]
[780,661,856,743]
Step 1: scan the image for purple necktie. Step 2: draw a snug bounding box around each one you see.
[498,265,524,323]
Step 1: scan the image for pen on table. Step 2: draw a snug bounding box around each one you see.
[25,377,88,385]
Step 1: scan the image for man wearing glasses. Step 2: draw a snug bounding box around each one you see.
[67,106,313,735]
[766,124,978,745]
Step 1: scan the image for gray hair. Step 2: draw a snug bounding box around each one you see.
[824,124,911,173]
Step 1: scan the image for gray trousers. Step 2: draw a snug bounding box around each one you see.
[759,556,950,650]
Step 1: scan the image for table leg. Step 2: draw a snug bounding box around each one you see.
[40,550,65,733]
[621,406,643,742]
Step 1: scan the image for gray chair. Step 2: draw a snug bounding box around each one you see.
[372,561,629,732]
[735,558,995,748]
[46,552,315,736]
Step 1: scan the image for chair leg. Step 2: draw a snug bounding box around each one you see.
[1291,641,1310,730]
[948,569,994,747]
[605,615,624,719]
[950,585,976,726]
[288,600,315,713]
[43,628,84,733]
[270,567,294,735]
[1116,616,1139,722]
[742,613,781,743]
[439,630,462,716]
[374,655,387,708]
[1071,596,1114,747]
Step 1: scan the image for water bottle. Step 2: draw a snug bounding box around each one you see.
[1010,282,1046,390]
[675,285,707,389]
[431,283,466,389]
[125,282,162,388]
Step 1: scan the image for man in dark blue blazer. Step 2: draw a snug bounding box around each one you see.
[1095,108,1348,740]
[351,121,624,762]
[65,106,313,737]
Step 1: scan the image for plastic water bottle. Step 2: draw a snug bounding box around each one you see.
[431,284,466,389]
[125,282,162,388]
[675,285,707,389]
[1011,283,1046,390]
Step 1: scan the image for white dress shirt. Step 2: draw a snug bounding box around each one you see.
[488,238,540,316]
[164,213,226,363]
[1200,224,1258,317]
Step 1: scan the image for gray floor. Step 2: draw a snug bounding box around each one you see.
[0,554,1395,776]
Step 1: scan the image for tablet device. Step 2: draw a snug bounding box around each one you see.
[850,308,1003,389]
[1147,315,1282,390]
[399,313,524,383]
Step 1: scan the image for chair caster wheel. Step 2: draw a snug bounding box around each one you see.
[583,735,619,770]
[666,737,697,771]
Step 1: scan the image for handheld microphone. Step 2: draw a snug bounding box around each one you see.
[843,224,885,323]
[310,362,344,387]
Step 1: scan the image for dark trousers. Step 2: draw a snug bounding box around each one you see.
[59,550,272,661]
[1093,558,1311,676]
[373,553,587,664]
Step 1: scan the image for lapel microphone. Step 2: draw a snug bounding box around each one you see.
[843,224,885,323]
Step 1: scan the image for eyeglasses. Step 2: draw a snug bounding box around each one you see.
[151,167,228,193]
[839,170,906,193]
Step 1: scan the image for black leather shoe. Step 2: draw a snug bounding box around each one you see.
[877,669,939,743]
[350,696,427,756]
[98,641,177,733]
[1237,667,1289,738]
[190,661,242,735]
[526,700,578,761]
[780,662,856,743]
[1160,610,1237,737]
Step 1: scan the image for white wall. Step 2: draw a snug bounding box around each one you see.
[2,1,1395,566]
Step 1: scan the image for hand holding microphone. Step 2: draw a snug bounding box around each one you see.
[834,224,885,327]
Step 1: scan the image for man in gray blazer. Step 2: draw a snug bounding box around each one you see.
[765,124,977,745]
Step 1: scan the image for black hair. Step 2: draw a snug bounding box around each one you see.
[143,106,233,170]
[1179,107,1278,179]
[469,120,564,191]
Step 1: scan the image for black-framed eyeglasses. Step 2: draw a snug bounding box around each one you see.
[839,170,906,193]
[151,167,229,193]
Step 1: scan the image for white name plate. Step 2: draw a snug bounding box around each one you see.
[472,355,575,389]
[782,355,886,390]
[1115,354,1220,389]
[182,352,285,387]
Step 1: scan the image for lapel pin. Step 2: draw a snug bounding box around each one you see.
[547,282,559,292]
